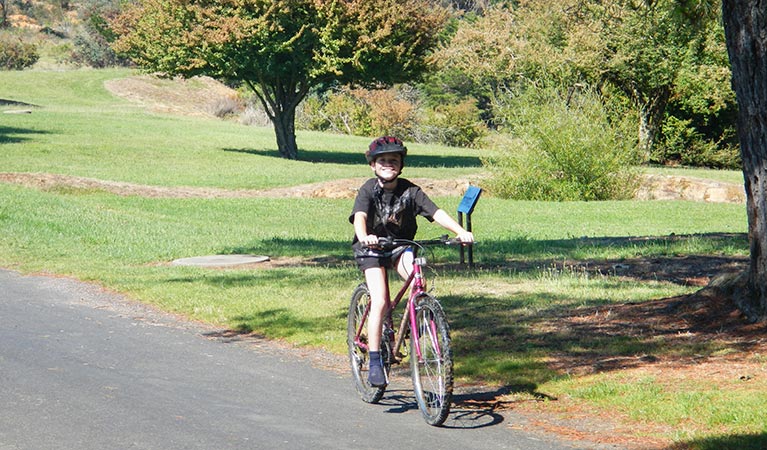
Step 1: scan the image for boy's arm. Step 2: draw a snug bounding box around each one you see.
[432,209,474,243]
[353,211,379,246]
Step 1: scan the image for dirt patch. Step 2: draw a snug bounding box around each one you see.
[0,172,473,199]
[105,75,239,118]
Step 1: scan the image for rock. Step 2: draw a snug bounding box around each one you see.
[636,174,744,203]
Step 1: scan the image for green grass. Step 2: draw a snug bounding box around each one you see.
[0,68,759,447]
[644,165,744,185]
[0,69,480,188]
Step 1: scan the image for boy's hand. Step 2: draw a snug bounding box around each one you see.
[360,234,380,247]
[456,231,474,244]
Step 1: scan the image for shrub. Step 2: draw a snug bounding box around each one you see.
[420,98,486,147]
[238,102,271,127]
[653,116,741,169]
[0,34,39,70]
[312,88,372,135]
[298,84,489,147]
[208,95,243,119]
[363,88,416,139]
[484,86,641,201]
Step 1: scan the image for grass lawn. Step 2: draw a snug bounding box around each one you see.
[1,68,761,449]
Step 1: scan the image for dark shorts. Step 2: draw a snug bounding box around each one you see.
[353,243,412,271]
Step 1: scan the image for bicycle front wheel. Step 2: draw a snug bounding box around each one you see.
[347,283,387,403]
[410,294,453,426]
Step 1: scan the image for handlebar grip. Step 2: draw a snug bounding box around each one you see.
[376,236,395,247]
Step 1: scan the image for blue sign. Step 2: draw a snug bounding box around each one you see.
[457,185,482,214]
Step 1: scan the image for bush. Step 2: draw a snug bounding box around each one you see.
[0,34,39,70]
[653,116,741,169]
[298,85,488,147]
[484,86,641,201]
[70,10,131,68]
[363,88,417,139]
[420,98,486,147]
[306,88,372,135]
[208,95,243,119]
[71,29,122,68]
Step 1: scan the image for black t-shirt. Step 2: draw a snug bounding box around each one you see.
[349,178,439,243]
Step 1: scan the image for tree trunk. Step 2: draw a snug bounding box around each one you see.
[722,0,767,320]
[273,107,298,160]
[246,80,301,160]
[637,86,670,163]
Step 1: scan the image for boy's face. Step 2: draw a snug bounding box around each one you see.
[371,153,402,182]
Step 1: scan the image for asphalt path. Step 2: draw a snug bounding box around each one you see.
[0,269,599,450]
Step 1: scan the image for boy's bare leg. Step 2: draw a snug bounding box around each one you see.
[364,266,388,352]
[364,266,389,386]
[396,250,414,281]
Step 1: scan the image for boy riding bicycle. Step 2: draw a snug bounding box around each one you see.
[349,136,474,387]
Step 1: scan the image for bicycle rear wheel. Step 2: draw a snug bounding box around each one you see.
[410,294,453,426]
[347,283,387,403]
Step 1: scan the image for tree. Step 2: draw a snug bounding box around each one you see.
[721,0,767,320]
[110,0,448,159]
[434,2,730,162]
[536,0,724,161]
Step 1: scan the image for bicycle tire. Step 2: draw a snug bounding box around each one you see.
[347,283,387,403]
[410,294,453,426]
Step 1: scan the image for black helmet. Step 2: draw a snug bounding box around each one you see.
[365,136,407,163]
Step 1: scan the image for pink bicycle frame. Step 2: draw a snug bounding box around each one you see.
[354,255,438,363]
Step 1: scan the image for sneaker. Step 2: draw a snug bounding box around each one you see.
[368,361,387,387]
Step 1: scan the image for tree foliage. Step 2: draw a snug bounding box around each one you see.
[431,1,734,164]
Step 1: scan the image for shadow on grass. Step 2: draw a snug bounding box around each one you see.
[173,233,751,386]
[222,147,483,168]
[476,232,748,286]
[219,233,748,281]
[223,237,349,261]
[669,433,767,450]
[0,125,48,144]
[480,232,747,262]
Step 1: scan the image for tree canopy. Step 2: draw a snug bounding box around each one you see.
[110,0,448,159]
[432,0,733,162]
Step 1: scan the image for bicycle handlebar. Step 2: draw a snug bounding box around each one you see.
[374,235,470,251]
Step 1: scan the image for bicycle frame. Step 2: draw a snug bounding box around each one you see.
[353,250,435,365]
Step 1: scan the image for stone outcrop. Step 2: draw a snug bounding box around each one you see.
[636,174,744,203]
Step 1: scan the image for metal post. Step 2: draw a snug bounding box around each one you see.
[458,212,465,265]
[466,213,474,267]
[457,185,481,269]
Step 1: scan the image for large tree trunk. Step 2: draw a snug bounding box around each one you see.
[722,0,767,320]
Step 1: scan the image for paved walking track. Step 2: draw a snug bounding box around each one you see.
[0,269,616,450]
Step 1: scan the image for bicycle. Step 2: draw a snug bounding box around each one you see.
[347,235,464,426]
